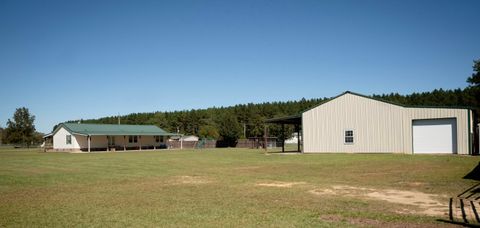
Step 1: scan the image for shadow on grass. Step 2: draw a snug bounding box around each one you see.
[438,163,480,227]
[436,219,480,227]
[464,162,480,181]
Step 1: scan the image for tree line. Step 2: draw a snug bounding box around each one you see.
[2,60,479,147]
[66,97,327,146]
[68,60,480,145]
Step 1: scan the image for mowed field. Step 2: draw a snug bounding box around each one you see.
[0,148,479,227]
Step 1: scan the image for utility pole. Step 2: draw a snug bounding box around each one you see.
[264,125,267,152]
[243,123,246,139]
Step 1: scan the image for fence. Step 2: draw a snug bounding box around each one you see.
[195,139,217,149]
[236,137,281,149]
[167,141,197,149]
[167,139,218,149]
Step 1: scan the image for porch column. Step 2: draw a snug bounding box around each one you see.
[139,136,142,151]
[123,136,126,151]
[88,135,91,153]
[154,136,156,150]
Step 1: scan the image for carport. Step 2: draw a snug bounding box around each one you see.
[265,114,302,153]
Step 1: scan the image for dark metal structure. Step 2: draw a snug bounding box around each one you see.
[264,114,302,153]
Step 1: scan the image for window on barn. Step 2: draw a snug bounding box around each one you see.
[344,130,354,144]
[66,135,72,144]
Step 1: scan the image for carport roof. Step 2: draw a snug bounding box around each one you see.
[265,114,302,125]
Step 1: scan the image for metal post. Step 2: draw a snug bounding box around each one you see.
[180,137,183,150]
[297,125,300,152]
[282,124,285,153]
[123,136,126,151]
[243,123,246,139]
[88,135,91,153]
[139,136,142,151]
[154,136,156,150]
[301,128,303,154]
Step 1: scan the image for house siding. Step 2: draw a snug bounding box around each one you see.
[73,135,162,150]
[53,127,81,150]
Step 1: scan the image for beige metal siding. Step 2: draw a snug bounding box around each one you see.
[302,93,471,154]
[404,108,470,154]
[303,93,405,153]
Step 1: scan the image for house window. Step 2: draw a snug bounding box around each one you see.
[345,130,354,144]
[129,136,138,143]
[66,135,72,144]
[155,136,160,143]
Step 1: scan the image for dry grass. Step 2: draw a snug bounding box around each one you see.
[0,147,478,227]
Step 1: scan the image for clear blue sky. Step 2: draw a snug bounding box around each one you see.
[1,0,479,133]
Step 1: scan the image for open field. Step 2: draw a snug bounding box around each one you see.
[0,148,479,227]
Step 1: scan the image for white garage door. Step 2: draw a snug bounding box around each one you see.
[412,118,457,154]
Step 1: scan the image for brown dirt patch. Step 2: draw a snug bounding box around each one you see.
[406,182,425,187]
[310,185,448,216]
[173,175,212,185]
[320,214,456,227]
[256,181,306,188]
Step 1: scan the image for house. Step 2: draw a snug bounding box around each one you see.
[169,135,199,142]
[284,133,301,144]
[267,91,476,154]
[167,135,200,149]
[48,123,179,152]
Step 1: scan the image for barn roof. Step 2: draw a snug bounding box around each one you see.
[54,123,179,136]
[308,91,473,111]
[265,91,473,125]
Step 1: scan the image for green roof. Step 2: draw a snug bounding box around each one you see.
[57,123,179,136]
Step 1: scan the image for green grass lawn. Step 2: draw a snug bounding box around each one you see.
[0,148,478,227]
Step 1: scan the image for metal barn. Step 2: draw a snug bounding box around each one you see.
[268,91,475,154]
